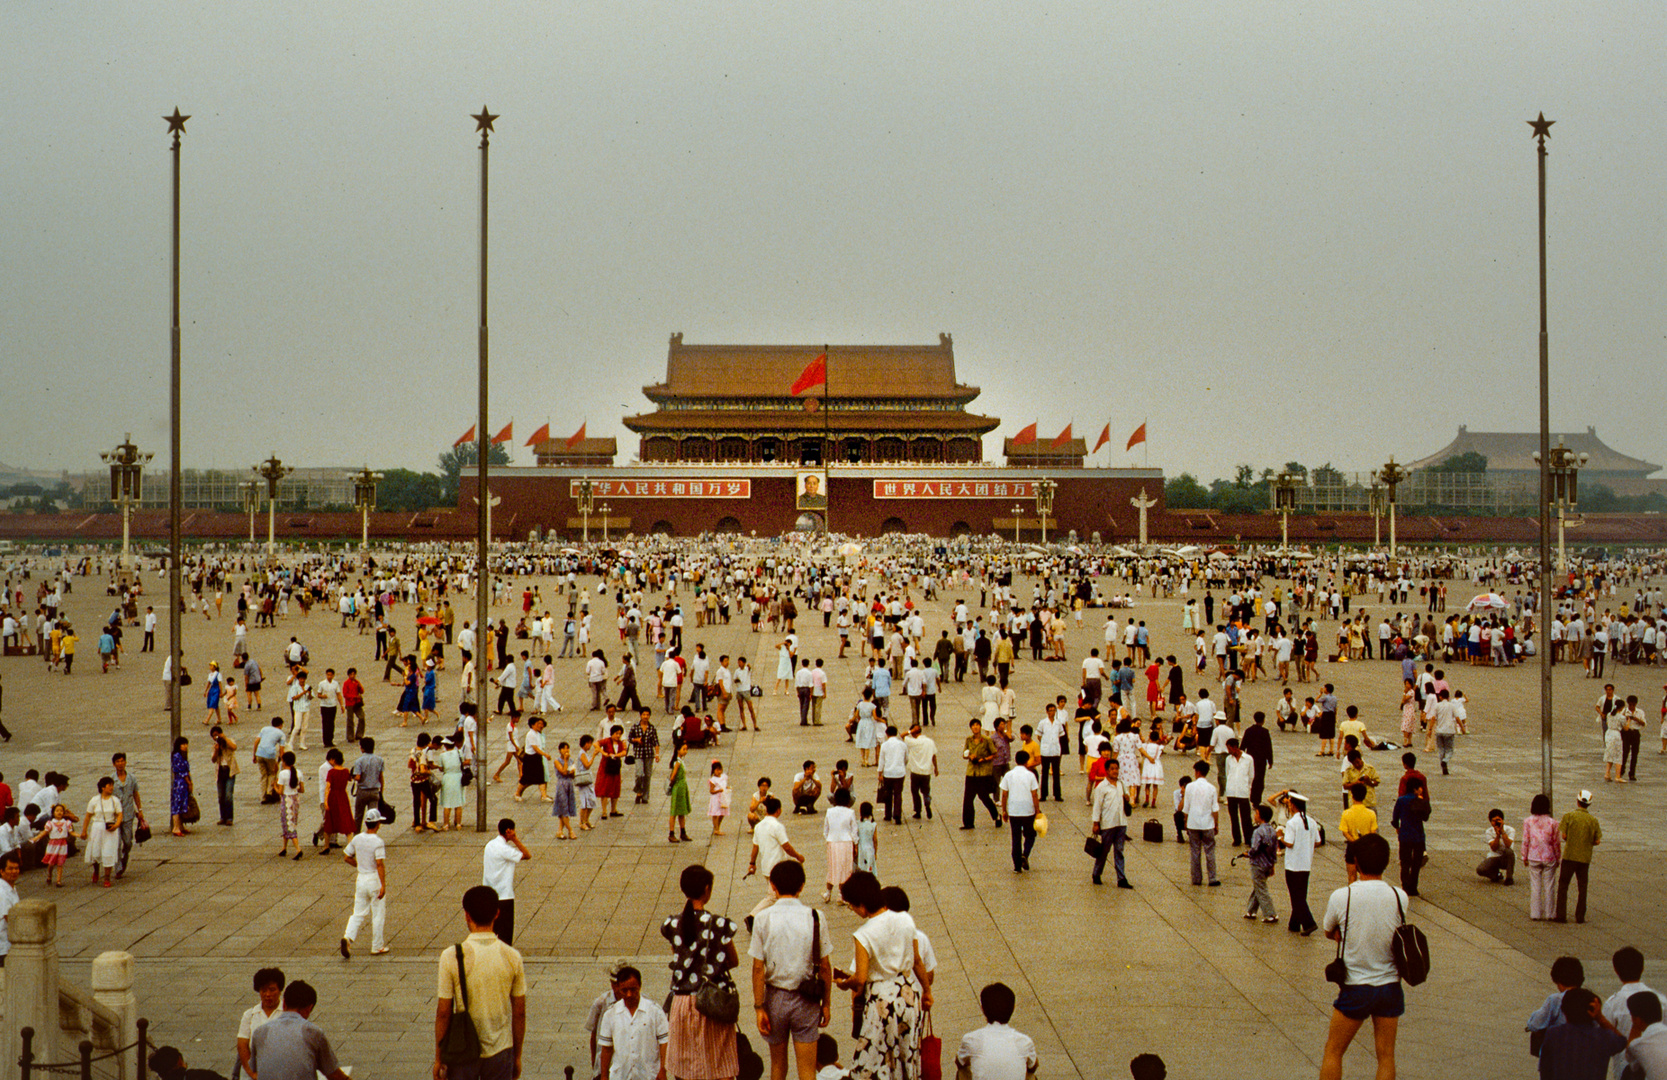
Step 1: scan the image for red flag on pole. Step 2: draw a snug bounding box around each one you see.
[790,353,828,395]
[1092,423,1111,453]
[1011,421,1038,446]
[453,425,476,447]
[1049,423,1073,449]
[524,422,550,447]
[1126,421,1147,451]
[490,421,514,445]
[565,422,587,449]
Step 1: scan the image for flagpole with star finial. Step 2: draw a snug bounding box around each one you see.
[472,104,497,833]
[1530,110,1554,803]
[164,106,188,747]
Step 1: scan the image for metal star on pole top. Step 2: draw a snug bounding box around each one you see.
[472,106,498,133]
[1528,112,1554,141]
[163,107,189,134]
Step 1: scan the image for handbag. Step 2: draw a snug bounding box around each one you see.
[461,766,474,788]
[1325,886,1350,985]
[182,794,201,825]
[438,944,483,1065]
[575,764,594,787]
[921,1034,943,1080]
[1083,833,1108,859]
[134,821,152,845]
[694,978,741,1024]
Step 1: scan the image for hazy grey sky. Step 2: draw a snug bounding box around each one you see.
[4,1,1663,482]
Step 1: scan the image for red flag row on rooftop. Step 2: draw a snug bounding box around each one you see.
[451,421,589,449]
[1010,421,1147,453]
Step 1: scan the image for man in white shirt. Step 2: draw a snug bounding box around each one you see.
[998,751,1042,873]
[1222,739,1255,845]
[687,646,710,713]
[0,852,19,965]
[1319,834,1408,1080]
[810,659,829,727]
[1604,947,1667,1080]
[314,669,341,748]
[748,797,805,923]
[339,809,387,958]
[904,722,938,820]
[495,657,518,715]
[796,659,816,726]
[235,967,285,1080]
[1034,703,1066,804]
[876,726,908,823]
[596,966,668,1080]
[1089,759,1132,888]
[584,650,608,712]
[1081,649,1107,710]
[749,860,834,1080]
[955,981,1038,1080]
[1623,994,1667,1080]
[659,653,682,715]
[483,817,533,946]
[1182,761,1222,887]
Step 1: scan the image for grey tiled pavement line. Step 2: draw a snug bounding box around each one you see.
[9,565,1666,1077]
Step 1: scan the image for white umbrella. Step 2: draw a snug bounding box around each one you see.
[558,547,580,555]
[1466,593,1508,612]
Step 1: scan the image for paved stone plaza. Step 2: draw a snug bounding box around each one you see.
[6,561,1665,1078]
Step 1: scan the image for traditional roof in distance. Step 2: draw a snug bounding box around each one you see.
[1408,426,1660,476]
[641,332,980,404]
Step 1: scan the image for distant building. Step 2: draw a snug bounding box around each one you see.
[71,467,358,510]
[461,333,1162,539]
[1408,425,1661,483]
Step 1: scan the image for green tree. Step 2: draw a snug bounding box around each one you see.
[1233,464,1254,488]
[1164,473,1210,509]
[1431,451,1488,473]
[438,442,510,506]
[379,468,446,512]
[1209,479,1267,514]
[1282,461,1307,478]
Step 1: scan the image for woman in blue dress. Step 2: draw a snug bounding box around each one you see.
[420,659,438,724]
[852,687,880,767]
[202,661,223,726]
[396,656,421,727]
[169,736,194,837]
[549,740,577,839]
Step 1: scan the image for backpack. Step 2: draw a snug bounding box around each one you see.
[1391,890,1431,986]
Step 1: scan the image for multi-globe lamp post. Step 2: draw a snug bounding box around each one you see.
[241,480,261,544]
[577,479,595,544]
[1273,471,1299,552]
[1035,479,1056,544]
[254,455,293,563]
[1376,458,1407,563]
[1533,441,1586,580]
[1368,482,1386,549]
[100,434,152,572]
[352,467,383,551]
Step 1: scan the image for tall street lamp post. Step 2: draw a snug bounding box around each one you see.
[1368,482,1386,549]
[1534,441,1586,583]
[100,434,152,573]
[578,479,594,544]
[241,481,261,544]
[352,467,383,551]
[164,106,189,744]
[254,455,292,564]
[1273,471,1299,552]
[1035,479,1056,545]
[1376,458,1407,563]
[600,503,611,544]
[1010,505,1023,544]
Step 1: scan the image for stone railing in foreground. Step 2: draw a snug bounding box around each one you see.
[3,900,143,1080]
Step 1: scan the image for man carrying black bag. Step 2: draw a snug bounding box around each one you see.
[1319,833,1411,1080]
[1089,759,1134,888]
[748,860,834,1080]
[435,885,527,1080]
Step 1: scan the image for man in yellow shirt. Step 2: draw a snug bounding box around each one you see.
[59,629,78,676]
[1340,750,1381,810]
[1339,783,1378,884]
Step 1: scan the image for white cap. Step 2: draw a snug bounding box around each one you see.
[1576,790,1593,806]
[363,808,383,824]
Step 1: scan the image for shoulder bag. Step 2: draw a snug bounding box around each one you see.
[1324,886,1350,985]
[693,926,741,1024]
[439,943,483,1065]
[1391,890,1431,986]
[796,909,826,1002]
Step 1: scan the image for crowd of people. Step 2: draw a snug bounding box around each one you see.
[4,538,1667,1079]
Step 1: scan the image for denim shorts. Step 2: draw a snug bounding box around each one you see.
[1333,981,1404,1020]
